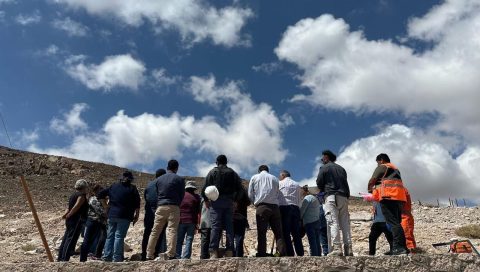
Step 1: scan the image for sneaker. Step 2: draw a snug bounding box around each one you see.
[383,250,392,256]
[154,253,168,261]
[327,249,343,256]
[224,250,233,258]
[392,248,408,255]
[209,250,219,259]
[344,245,353,256]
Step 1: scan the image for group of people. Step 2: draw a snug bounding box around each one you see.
[57,150,416,262]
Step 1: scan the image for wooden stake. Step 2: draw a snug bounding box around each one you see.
[20,175,54,262]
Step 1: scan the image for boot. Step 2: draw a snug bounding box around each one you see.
[224,250,233,257]
[209,250,219,259]
[344,244,353,256]
[327,244,343,256]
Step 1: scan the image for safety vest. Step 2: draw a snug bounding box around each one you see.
[372,163,407,202]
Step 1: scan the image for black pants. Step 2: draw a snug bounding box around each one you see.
[280,205,304,256]
[380,200,406,251]
[200,228,211,259]
[57,218,84,261]
[255,203,286,257]
[80,219,103,262]
[233,219,247,257]
[368,222,393,255]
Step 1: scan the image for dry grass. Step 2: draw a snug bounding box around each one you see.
[455,224,480,239]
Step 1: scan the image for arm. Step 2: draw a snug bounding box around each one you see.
[201,170,213,200]
[64,195,86,219]
[316,167,325,192]
[248,177,255,204]
[368,165,386,193]
[132,187,141,225]
[299,197,308,219]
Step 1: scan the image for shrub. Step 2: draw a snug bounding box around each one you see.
[455,224,480,239]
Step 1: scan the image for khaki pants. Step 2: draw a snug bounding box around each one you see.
[146,205,180,258]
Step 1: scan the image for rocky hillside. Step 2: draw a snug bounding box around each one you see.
[1,145,480,270]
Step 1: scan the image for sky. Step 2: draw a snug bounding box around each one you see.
[1,0,480,204]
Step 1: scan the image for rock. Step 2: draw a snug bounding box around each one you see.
[24,249,37,255]
[124,242,133,252]
[0,214,5,219]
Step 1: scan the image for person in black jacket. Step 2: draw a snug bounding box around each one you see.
[316,150,353,256]
[201,154,243,258]
[146,160,185,260]
[233,186,250,257]
[98,171,140,262]
[57,179,89,261]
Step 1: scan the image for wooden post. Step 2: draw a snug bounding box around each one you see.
[437,199,440,207]
[20,175,54,262]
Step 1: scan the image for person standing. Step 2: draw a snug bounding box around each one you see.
[368,201,393,255]
[233,186,251,257]
[315,191,329,256]
[98,171,141,262]
[176,180,201,259]
[278,170,304,256]
[316,150,353,256]
[300,186,322,256]
[141,169,167,261]
[201,155,243,258]
[146,160,185,260]
[401,188,417,252]
[199,198,212,259]
[80,184,106,262]
[248,165,286,257]
[57,179,89,262]
[367,153,408,255]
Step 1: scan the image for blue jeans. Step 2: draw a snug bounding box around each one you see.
[304,220,321,256]
[319,207,329,255]
[176,223,196,259]
[233,218,247,257]
[280,205,304,256]
[209,197,234,251]
[80,218,103,262]
[102,218,130,262]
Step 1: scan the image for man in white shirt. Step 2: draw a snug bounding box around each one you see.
[248,165,286,257]
[278,170,304,256]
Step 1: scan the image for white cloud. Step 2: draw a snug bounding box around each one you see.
[300,124,480,203]
[52,17,89,37]
[54,0,253,47]
[0,11,5,22]
[252,62,282,74]
[30,76,289,174]
[151,68,179,87]
[50,103,89,135]
[15,10,41,25]
[65,54,146,92]
[275,1,480,144]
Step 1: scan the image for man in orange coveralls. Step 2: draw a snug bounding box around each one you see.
[401,188,416,252]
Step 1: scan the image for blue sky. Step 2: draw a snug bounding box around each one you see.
[1,0,480,203]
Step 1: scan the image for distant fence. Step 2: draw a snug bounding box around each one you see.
[417,198,470,208]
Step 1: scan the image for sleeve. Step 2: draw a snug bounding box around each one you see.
[133,186,141,209]
[97,187,110,200]
[179,177,185,201]
[248,177,255,204]
[300,197,308,219]
[316,167,325,192]
[201,170,213,200]
[368,165,387,192]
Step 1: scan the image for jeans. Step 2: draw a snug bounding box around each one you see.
[280,205,304,256]
[255,203,286,257]
[233,219,247,257]
[175,223,196,259]
[146,205,180,259]
[80,218,103,262]
[319,206,329,255]
[324,195,352,252]
[102,218,130,262]
[141,204,167,260]
[200,228,211,259]
[209,198,234,251]
[57,218,84,261]
[304,220,321,256]
[380,200,406,252]
[369,222,393,255]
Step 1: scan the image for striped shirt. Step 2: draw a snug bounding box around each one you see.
[279,177,302,207]
[248,171,282,206]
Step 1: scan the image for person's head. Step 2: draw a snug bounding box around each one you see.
[155,168,167,178]
[279,170,291,181]
[301,185,310,197]
[167,159,179,173]
[74,179,88,192]
[216,154,228,166]
[185,180,197,193]
[258,165,269,173]
[122,170,134,183]
[321,150,337,164]
[376,153,390,165]
[91,184,104,196]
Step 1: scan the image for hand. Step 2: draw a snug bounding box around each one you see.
[359,192,374,202]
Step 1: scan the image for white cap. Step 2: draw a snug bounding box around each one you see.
[204,185,219,201]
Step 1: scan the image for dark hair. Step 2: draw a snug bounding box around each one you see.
[123,170,134,181]
[167,160,179,171]
[92,184,104,195]
[280,170,291,177]
[258,165,269,173]
[322,150,337,162]
[155,168,167,178]
[376,153,390,163]
[302,185,310,193]
[186,187,196,194]
[216,154,228,165]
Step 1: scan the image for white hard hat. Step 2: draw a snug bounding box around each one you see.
[205,185,219,201]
